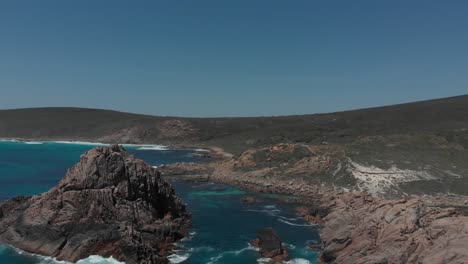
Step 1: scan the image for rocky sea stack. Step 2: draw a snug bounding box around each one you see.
[0,145,190,264]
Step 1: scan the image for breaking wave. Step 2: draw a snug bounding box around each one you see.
[168,252,190,264]
[207,244,258,264]
[134,145,167,150]
[52,141,108,146]
[248,205,300,222]
[76,256,125,264]
[0,244,124,264]
[284,258,312,264]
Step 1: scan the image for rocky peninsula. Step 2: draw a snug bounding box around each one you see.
[0,145,190,264]
[161,143,468,264]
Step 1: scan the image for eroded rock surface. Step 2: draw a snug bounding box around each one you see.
[0,145,190,264]
[319,192,468,264]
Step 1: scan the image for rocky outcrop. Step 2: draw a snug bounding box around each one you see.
[250,228,289,263]
[158,142,468,264]
[0,145,190,264]
[319,192,468,264]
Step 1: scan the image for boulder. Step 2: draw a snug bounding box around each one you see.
[251,228,289,262]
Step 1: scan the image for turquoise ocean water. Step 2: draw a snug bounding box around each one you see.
[0,141,319,264]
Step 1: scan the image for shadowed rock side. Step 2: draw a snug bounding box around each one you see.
[0,145,190,264]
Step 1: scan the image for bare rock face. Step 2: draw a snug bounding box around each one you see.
[0,145,190,264]
[319,192,468,264]
[251,228,289,263]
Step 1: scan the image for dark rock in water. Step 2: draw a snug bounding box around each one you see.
[191,152,211,159]
[250,228,288,263]
[209,186,226,192]
[241,196,257,204]
[0,145,190,264]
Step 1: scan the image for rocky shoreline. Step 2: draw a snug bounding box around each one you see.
[160,143,468,264]
[0,145,191,264]
[2,141,468,263]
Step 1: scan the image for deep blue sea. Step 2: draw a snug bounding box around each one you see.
[0,141,319,264]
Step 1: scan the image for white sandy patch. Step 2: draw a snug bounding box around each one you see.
[348,158,436,194]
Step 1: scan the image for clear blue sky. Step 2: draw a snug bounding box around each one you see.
[0,1,467,117]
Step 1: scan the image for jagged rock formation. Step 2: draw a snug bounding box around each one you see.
[250,228,289,263]
[0,145,190,264]
[319,192,468,264]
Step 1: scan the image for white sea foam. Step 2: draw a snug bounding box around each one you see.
[126,144,167,150]
[194,148,210,152]
[168,252,190,263]
[278,219,317,227]
[0,244,125,264]
[0,139,18,142]
[284,258,312,264]
[25,141,44,144]
[76,256,125,264]
[179,231,196,242]
[207,243,258,264]
[25,140,168,150]
[257,257,272,264]
[276,215,300,221]
[1,139,171,151]
[189,246,215,253]
[52,141,109,146]
[283,243,296,249]
[37,255,124,264]
[248,204,299,222]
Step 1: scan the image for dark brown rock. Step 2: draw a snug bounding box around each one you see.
[242,196,257,204]
[0,145,190,264]
[251,228,289,262]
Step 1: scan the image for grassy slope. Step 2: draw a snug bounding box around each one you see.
[1,95,468,195]
[1,95,468,152]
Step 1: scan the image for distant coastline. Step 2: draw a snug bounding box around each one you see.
[0,138,169,150]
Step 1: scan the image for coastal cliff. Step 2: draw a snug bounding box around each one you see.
[0,145,190,264]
